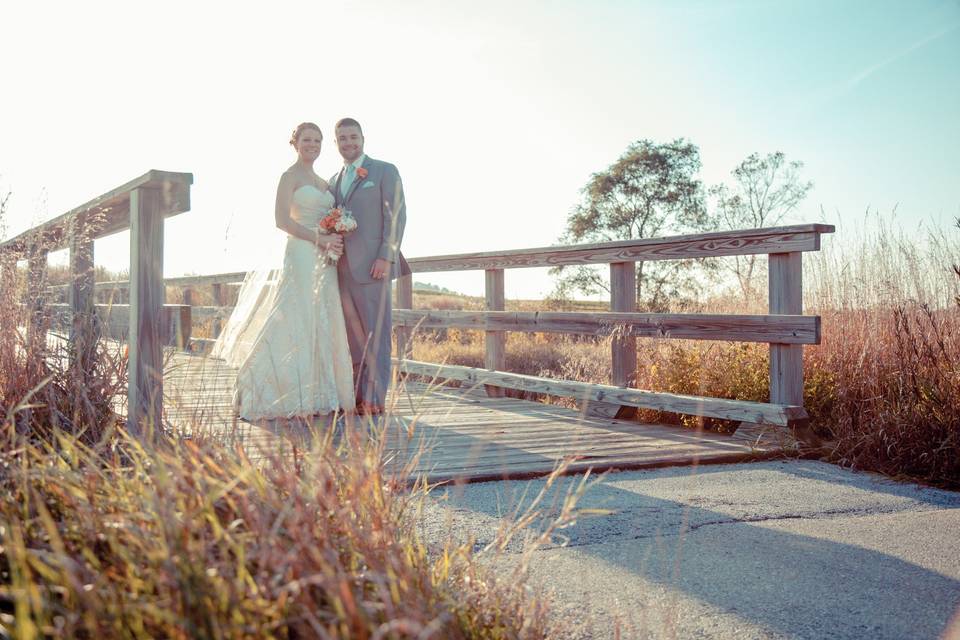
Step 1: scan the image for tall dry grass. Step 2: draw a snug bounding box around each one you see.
[410,214,960,487]
[804,214,960,485]
[0,420,567,638]
[0,258,563,637]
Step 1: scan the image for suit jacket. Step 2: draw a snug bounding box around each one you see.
[330,156,410,283]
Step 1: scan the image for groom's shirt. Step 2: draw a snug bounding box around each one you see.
[340,153,367,197]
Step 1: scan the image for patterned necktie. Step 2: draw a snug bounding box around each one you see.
[340,164,356,198]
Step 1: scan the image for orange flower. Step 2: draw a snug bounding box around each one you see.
[320,208,344,233]
[356,167,368,179]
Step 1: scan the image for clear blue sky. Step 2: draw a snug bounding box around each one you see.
[1,0,957,298]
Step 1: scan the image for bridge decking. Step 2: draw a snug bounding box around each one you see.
[161,350,785,483]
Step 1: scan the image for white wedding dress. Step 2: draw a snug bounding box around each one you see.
[212,185,354,420]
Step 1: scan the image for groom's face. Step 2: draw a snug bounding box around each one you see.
[336,125,364,163]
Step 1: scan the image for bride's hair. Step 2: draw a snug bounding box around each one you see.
[289,122,322,146]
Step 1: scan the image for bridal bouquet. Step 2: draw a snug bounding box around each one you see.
[318,207,358,264]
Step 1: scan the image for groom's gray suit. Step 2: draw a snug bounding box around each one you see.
[331,155,409,408]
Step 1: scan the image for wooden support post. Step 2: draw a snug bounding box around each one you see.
[26,244,48,349]
[585,262,638,418]
[610,262,638,418]
[394,274,413,359]
[0,253,15,332]
[484,268,506,398]
[182,287,192,306]
[769,252,803,406]
[69,214,97,364]
[127,187,164,438]
[211,282,224,337]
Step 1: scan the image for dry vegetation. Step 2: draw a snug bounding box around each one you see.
[1,208,957,636]
[0,261,564,638]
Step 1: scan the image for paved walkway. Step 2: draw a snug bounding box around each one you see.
[418,460,960,639]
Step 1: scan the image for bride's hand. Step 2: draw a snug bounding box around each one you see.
[317,232,344,256]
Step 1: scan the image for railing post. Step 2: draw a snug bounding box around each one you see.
[69,213,97,365]
[609,261,638,418]
[394,274,413,359]
[26,242,48,349]
[769,252,803,406]
[484,268,505,397]
[211,282,224,337]
[0,253,16,332]
[127,187,164,438]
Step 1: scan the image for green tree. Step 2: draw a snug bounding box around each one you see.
[709,152,813,300]
[551,139,713,311]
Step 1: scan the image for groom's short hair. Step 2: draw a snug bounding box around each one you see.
[335,117,363,136]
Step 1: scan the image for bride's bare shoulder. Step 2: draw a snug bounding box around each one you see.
[278,166,299,186]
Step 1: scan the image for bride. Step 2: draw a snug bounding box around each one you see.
[212,122,355,421]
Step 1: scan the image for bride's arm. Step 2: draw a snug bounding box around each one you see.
[274,173,341,251]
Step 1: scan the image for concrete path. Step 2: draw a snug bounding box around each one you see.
[418,460,960,639]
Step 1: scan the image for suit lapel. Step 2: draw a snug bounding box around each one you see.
[333,167,346,207]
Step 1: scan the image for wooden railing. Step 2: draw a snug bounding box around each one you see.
[0,170,193,436]
[391,223,835,430]
[40,222,833,433]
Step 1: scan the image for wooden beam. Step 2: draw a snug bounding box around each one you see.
[395,359,808,427]
[46,303,192,346]
[0,253,16,332]
[0,170,192,258]
[597,262,637,419]
[391,310,821,344]
[69,213,97,364]
[394,274,413,359]
[406,224,835,273]
[26,245,48,348]
[769,252,803,406]
[484,268,506,398]
[127,187,165,438]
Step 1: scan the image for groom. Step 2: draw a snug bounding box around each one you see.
[331,117,409,415]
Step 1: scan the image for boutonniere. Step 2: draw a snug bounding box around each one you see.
[356,167,368,179]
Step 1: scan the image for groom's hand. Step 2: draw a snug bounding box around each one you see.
[370,258,390,280]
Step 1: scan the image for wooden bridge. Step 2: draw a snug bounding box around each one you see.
[1,170,834,482]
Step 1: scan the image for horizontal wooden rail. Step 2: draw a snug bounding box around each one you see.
[406,224,835,273]
[48,271,247,297]
[45,303,192,348]
[396,359,808,427]
[0,170,193,259]
[393,310,820,344]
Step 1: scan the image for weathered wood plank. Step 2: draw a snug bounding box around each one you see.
[396,359,806,426]
[484,268,506,398]
[0,170,192,258]
[406,224,835,273]
[392,310,821,344]
[127,187,165,437]
[599,261,638,420]
[47,303,194,346]
[157,351,783,483]
[26,245,48,347]
[395,274,413,359]
[769,252,804,406]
